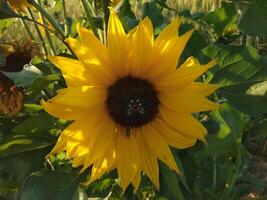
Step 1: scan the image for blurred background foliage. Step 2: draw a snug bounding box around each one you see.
[0,0,267,199]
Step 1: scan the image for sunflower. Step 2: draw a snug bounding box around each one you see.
[0,40,40,72]
[0,72,23,116]
[7,0,32,13]
[42,8,219,191]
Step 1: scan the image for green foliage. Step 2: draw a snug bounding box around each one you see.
[20,170,87,200]
[0,2,18,19]
[2,65,43,87]
[202,2,238,37]
[239,0,267,36]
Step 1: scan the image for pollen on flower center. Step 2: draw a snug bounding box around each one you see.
[106,76,159,128]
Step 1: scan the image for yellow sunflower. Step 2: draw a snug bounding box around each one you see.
[42,8,219,191]
[7,0,32,13]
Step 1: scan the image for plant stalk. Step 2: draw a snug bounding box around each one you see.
[21,18,35,41]
[27,8,49,57]
[80,0,99,38]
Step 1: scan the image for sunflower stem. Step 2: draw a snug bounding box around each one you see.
[102,0,110,45]
[27,0,75,56]
[27,8,49,58]
[19,15,58,36]
[212,155,217,190]
[28,0,65,39]
[62,0,69,36]
[21,18,35,41]
[220,141,242,199]
[80,0,99,38]
[38,0,56,55]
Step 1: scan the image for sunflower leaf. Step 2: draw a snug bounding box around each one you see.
[159,162,185,200]
[20,170,87,200]
[0,2,19,19]
[2,64,43,88]
[239,0,267,36]
[202,1,238,37]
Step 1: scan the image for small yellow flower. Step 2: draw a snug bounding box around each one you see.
[7,0,32,13]
[42,8,219,191]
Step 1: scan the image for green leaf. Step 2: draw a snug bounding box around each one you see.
[0,2,19,19]
[204,44,263,87]
[221,81,267,115]
[160,163,185,200]
[142,0,164,28]
[2,65,43,88]
[11,113,58,135]
[239,0,267,36]
[26,74,61,98]
[0,131,54,157]
[20,170,87,200]
[0,18,14,36]
[0,146,51,183]
[205,103,243,155]
[172,150,191,193]
[119,0,137,32]
[202,2,237,37]
[203,45,267,115]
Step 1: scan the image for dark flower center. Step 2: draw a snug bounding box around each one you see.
[106,76,159,128]
[3,52,32,72]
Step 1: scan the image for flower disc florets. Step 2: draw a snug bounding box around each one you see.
[106,76,159,128]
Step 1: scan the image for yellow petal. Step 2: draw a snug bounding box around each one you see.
[66,38,115,86]
[48,86,106,108]
[145,30,194,80]
[116,132,140,192]
[141,125,179,173]
[159,106,207,141]
[159,90,219,113]
[154,16,181,47]
[153,119,196,149]
[185,83,219,96]
[136,132,159,189]
[79,117,116,172]
[86,118,116,166]
[49,106,106,156]
[41,99,85,120]
[129,20,153,77]
[128,17,154,45]
[89,121,116,181]
[132,171,141,190]
[76,24,111,69]
[48,56,89,87]
[154,58,216,91]
[90,149,116,183]
[107,8,131,77]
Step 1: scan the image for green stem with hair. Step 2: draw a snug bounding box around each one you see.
[27,0,75,56]
[37,0,56,55]
[101,0,110,45]
[62,0,69,35]
[21,18,35,41]
[19,15,57,36]
[27,0,65,39]
[27,8,49,57]
[80,0,99,38]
